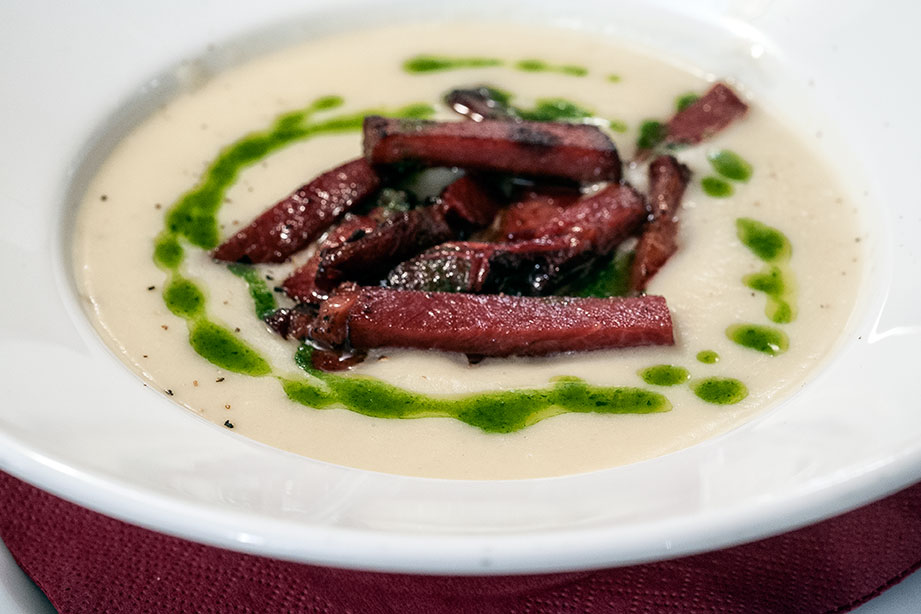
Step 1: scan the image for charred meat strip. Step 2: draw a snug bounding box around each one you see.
[386,236,592,295]
[629,155,691,292]
[512,183,647,251]
[389,183,647,294]
[497,187,582,241]
[264,306,316,340]
[282,213,380,304]
[665,82,748,146]
[309,285,674,357]
[311,176,502,293]
[212,158,379,263]
[363,116,622,183]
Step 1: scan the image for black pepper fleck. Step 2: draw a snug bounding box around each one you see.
[273,286,285,293]
[147,285,156,291]
[100,194,108,201]
[224,420,234,429]
[216,377,225,382]
[166,389,174,396]
[265,275,274,281]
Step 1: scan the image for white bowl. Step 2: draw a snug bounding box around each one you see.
[1,0,919,574]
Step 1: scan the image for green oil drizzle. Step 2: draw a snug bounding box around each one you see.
[284,347,670,433]
[404,55,502,73]
[701,176,733,198]
[607,74,622,83]
[636,120,666,150]
[228,264,277,319]
[691,377,748,405]
[726,323,789,356]
[708,150,753,182]
[568,250,634,298]
[515,59,588,76]
[153,96,434,381]
[736,218,797,323]
[639,365,690,387]
[675,93,699,112]
[190,320,271,376]
[475,88,627,132]
[696,350,720,364]
[163,276,205,319]
[736,218,791,262]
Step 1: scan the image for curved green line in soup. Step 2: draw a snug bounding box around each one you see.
[284,347,671,433]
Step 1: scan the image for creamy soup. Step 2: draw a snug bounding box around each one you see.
[72,24,863,479]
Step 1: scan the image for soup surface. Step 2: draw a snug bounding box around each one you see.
[73,23,863,479]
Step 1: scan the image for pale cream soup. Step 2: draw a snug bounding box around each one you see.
[73,24,863,479]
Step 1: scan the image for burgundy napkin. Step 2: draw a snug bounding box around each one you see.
[1,471,920,614]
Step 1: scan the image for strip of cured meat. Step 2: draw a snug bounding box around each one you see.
[497,187,582,240]
[666,82,748,146]
[629,155,691,292]
[311,176,502,293]
[281,213,380,304]
[308,284,674,357]
[388,183,647,294]
[212,158,379,263]
[363,116,621,183]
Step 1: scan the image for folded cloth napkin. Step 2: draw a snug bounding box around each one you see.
[1,471,920,614]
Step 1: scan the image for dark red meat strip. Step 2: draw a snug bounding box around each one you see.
[389,183,647,294]
[309,285,674,357]
[312,176,502,293]
[264,307,316,340]
[629,155,691,292]
[498,187,582,241]
[665,82,748,146]
[363,116,621,183]
[212,158,380,263]
[282,213,380,304]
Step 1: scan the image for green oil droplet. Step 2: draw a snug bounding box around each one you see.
[228,263,277,319]
[607,74,622,83]
[639,365,690,386]
[163,277,205,319]
[675,93,699,112]
[736,218,791,262]
[696,350,720,364]
[702,176,734,198]
[727,323,789,356]
[691,377,748,405]
[636,120,666,150]
[708,150,753,182]
[189,320,271,376]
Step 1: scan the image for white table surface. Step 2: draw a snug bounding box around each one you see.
[2,535,918,613]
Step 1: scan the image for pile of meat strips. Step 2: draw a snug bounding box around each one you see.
[213,83,747,371]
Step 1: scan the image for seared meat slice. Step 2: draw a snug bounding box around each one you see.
[388,183,647,294]
[630,155,691,292]
[363,116,621,183]
[212,158,379,263]
[312,176,502,293]
[282,213,381,304]
[666,82,748,146]
[308,284,674,358]
[497,187,582,241]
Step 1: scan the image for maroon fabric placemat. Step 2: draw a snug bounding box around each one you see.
[1,471,920,613]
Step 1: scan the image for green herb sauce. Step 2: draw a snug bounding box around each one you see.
[636,120,666,150]
[285,347,670,433]
[675,93,699,112]
[639,365,690,387]
[404,55,502,73]
[736,218,797,323]
[515,59,588,76]
[696,350,720,364]
[228,264,277,319]
[726,323,789,356]
[568,250,634,298]
[691,377,748,405]
[701,176,733,198]
[708,150,752,182]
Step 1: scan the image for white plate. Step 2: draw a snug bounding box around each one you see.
[0,0,919,574]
